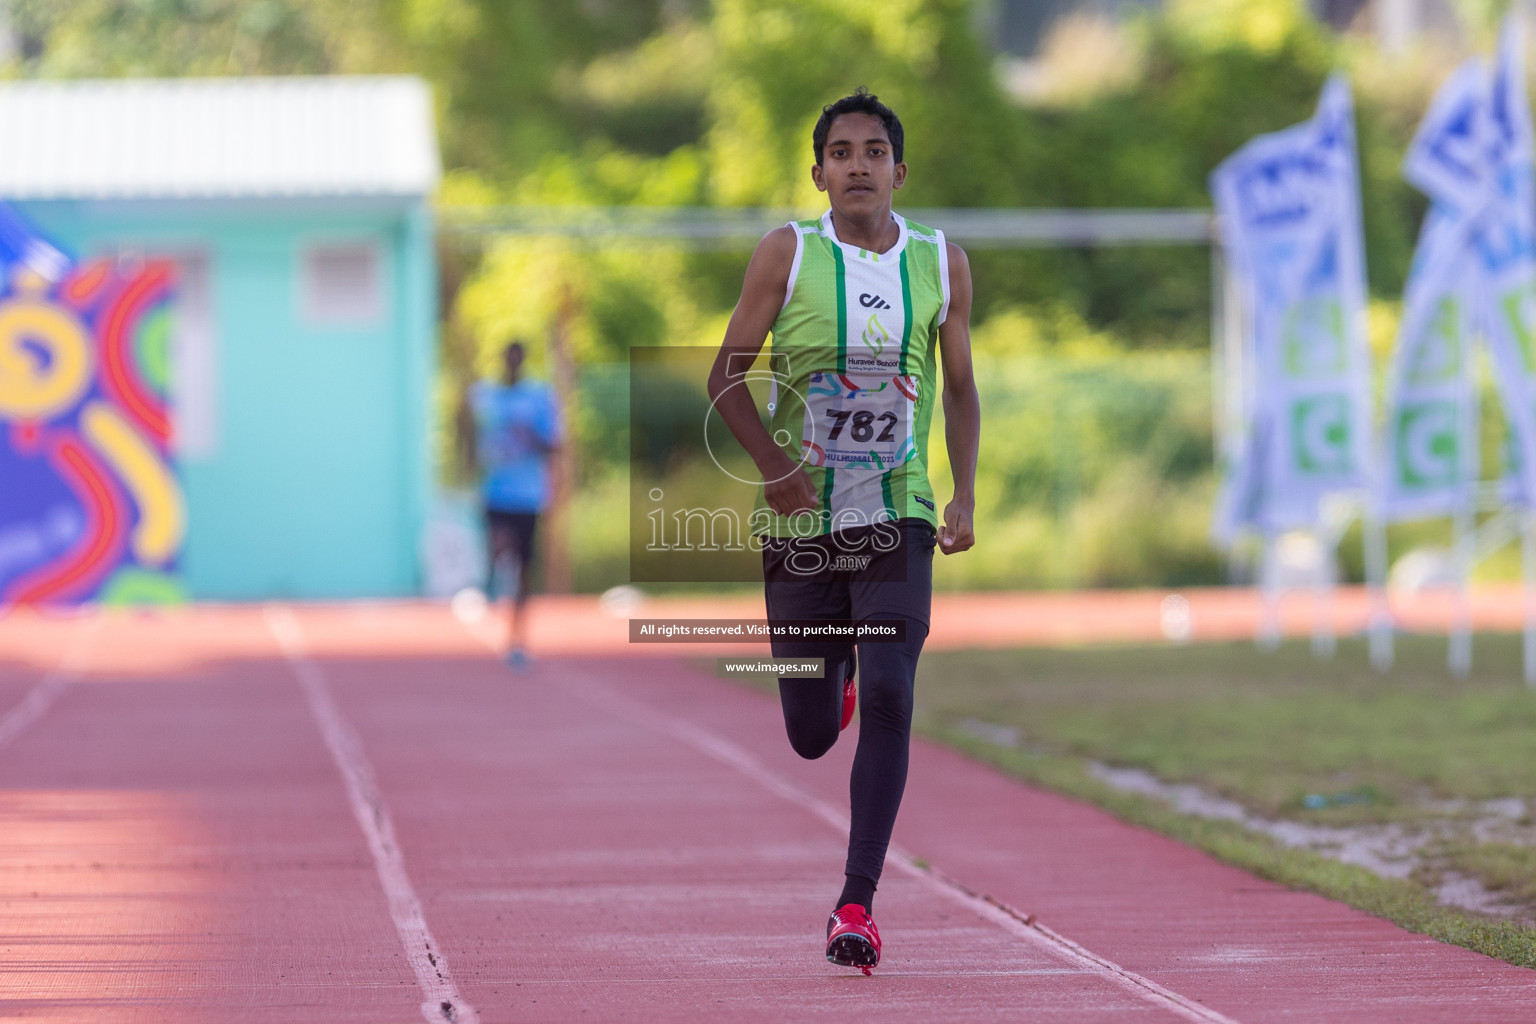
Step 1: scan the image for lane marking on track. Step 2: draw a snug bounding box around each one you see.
[559,667,1242,1024]
[0,616,97,754]
[265,605,480,1024]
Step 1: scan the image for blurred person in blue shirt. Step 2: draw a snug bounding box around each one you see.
[459,341,561,665]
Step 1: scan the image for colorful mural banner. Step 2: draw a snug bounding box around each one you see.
[0,201,185,605]
[1209,74,1374,542]
[1381,20,1536,521]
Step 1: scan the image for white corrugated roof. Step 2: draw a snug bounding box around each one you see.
[0,76,440,199]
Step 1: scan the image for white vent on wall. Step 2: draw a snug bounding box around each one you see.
[300,241,383,325]
[169,252,217,459]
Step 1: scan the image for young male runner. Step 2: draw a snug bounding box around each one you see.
[460,341,561,666]
[707,87,979,973]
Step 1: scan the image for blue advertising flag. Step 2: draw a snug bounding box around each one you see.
[1381,18,1536,521]
[1210,75,1374,542]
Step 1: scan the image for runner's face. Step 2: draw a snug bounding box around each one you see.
[814,113,905,215]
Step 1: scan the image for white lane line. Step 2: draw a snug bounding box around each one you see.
[0,616,96,754]
[560,668,1242,1024]
[265,605,479,1024]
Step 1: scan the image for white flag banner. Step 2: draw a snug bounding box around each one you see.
[1210,75,1373,542]
[1382,20,1536,520]
[1479,22,1536,510]
[1381,65,1487,520]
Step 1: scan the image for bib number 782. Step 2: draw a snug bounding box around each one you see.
[802,372,917,471]
[825,408,899,443]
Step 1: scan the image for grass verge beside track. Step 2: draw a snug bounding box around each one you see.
[910,635,1536,970]
[924,719,1536,969]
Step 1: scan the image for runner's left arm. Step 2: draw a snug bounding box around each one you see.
[938,242,979,554]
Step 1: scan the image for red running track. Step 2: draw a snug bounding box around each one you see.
[0,603,1533,1022]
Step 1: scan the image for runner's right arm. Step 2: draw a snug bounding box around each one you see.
[707,227,819,516]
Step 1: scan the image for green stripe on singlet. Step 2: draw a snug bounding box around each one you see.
[826,242,849,536]
[832,243,848,373]
[820,466,836,536]
[898,248,914,376]
[880,469,897,521]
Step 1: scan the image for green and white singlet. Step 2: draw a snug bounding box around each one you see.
[760,210,951,538]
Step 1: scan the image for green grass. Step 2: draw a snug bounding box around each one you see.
[906,634,1536,969]
[1421,841,1536,907]
[925,719,1536,968]
[916,635,1536,822]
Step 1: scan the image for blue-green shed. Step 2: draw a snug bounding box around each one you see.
[0,76,440,599]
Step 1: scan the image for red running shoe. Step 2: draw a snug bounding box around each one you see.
[840,650,858,731]
[826,903,880,974]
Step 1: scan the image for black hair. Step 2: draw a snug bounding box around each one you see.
[502,340,526,361]
[812,87,903,166]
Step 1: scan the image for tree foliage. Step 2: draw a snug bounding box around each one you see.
[4,0,1452,329]
[2,0,1503,587]
[5,0,403,76]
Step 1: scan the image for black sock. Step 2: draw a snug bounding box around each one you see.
[836,873,876,914]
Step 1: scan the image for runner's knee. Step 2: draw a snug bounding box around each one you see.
[777,650,850,759]
[855,631,925,731]
[785,717,839,760]
[780,682,839,758]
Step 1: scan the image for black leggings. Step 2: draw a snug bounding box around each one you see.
[777,627,927,883]
[764,520,935,887]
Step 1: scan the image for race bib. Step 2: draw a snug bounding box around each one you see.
[801,372,917,471]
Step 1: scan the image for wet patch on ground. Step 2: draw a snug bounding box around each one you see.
[953,717,1536,926]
